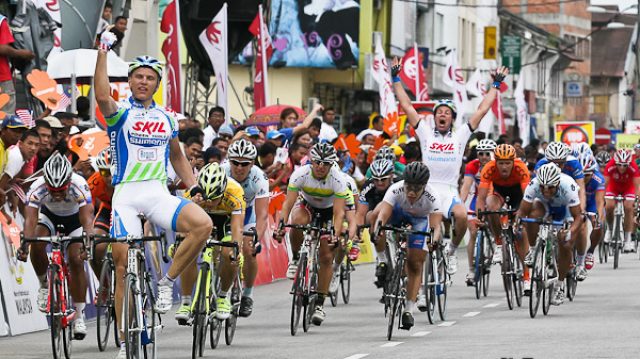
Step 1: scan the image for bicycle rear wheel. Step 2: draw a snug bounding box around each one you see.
[436,248,448,321]
[473,232,483,300]
[529,242,544,318]
[290,255,305,336]
[340,261,352,304]
[303,259,318,333]
[613,216,621,269]
[97,259,114,352]
[224,277,241,345]
[192,266,209,358]
[482,234,493,298]
[510,242,524,308]
[209,273,222,348]
[142,278,158,359]
[423,252,437,324]
[124,274,141,359]
[49,267,63,359]
[387,257,404,341]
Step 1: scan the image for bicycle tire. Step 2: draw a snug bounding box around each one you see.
[501,243,514,310]
[224,277,241,345]
[124,274,141,359]
[529,242,544,318]
[387,256,404,341]
[192,265,209,358]
[329,266,338,307]
[423,252,436,324]
[209,271,222,349]
[474,232,483,300]
[613,215,621,269]
[290,254,305,336]
[49,267,63,359]
[510,241,524,308]
[340,261,352,304]
[482,236,493,297]
[566,270,576,302]
[97,259,114,352]
[142,277,157,359]
[542,245,555,316]
[436,247,448,321]
[303,257,318,333]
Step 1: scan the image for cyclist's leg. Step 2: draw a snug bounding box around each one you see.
[466,217,478,278]
[367,203,386,258]
[111,242,128,342]
[241,209,258,296]
[31,219,51,312]
[450,202,468,250]
[553,207,572,281]
[91,204,111,274]
[623,190,636,248]
[486,194,503,242]
[406,216,430,303]
[604,187,616,242]
[289,201,312,256]
[524,200,546,248]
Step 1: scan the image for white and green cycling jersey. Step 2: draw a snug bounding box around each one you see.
[288,164,351,209]
[106,97,179,185]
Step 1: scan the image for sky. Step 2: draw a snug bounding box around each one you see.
[591,0,638,12]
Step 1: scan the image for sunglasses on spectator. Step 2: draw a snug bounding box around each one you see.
[46,183,70,193]
[230,160,252,167]
[478,152,492,157]
[313,160,333,167]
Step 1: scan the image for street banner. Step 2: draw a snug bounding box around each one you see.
[199,3,229,121]
[625,120,640,134]
[443,49,469,128]
[399,44,429,101]
[249,5,273,110]
[371,36,399,136]
[161,0,183,113]
[514,72,529,146]
[466,68,485,98]
[616,134,640,149]
[555,121,595,145]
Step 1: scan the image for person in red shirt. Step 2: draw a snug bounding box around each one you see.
[0,14,34,113]
[603,149,640,252]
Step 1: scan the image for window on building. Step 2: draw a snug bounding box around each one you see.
[563,34,590,59]
[435,13,444,50]
[593,95,608,114]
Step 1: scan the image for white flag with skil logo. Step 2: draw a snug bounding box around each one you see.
[371,36,399,136]
[199,3,229,122]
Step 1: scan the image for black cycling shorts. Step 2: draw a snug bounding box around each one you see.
[493,184,524,210]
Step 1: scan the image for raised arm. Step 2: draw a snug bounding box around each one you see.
[95,33,119,116]
[468,66,509,131]
[391,57,420,128]
[293,103,323,135]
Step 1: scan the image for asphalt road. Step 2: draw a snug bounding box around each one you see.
[3,247,640,359]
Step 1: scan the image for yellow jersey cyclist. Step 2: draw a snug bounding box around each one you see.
[274,142,350,326]
[222,139,269,317]
[187,162,246,320]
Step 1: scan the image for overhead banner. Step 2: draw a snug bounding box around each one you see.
[555,121,595,145]
[249,5,273,110]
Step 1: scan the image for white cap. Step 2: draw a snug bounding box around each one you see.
[69,126,80,135]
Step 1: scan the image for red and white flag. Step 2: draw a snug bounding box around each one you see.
[370,36,399,136]
[249,5,273,110]
[57,91,71,111]
[15,109,33,127]
[199,3,229,121]
[399,43,429,101]
[161,0,183,113]
[515,72,529,144]
[443,49,469,127]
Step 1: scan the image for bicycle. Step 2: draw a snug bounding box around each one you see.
[611,195,625,269]
[93,232,169,359]
[469,214,494,300]
[423,228,449,324]
[285,213,333,336]
[329,233,356,307]
[95,242,118,351]
[20,228,89,359]
[521,217,567,318]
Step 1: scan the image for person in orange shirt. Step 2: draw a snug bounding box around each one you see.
[476,144,531,289]
[86,148,113,273]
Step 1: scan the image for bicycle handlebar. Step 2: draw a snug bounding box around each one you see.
[21,234,87,245]
[519,217,566,227]
[379,225,431,237]
[92,233,170,263]
[284,223,333,234]
[476,209,517,217]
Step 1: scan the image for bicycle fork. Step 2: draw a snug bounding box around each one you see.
[50,249,75,327]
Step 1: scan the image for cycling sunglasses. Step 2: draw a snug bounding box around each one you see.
[313,160,333,167]
[478,152,492,157]
[372,176,391,182]
[46,183,70,193]
[230,159,252,167]
[404,183,424,193]
[615,163,629,168]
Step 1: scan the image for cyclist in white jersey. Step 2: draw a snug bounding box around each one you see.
[95,33,212,356]
[274,143,350,326]
[517,163,584,306]
[391,57,510,274]
[223,139,269,317]
[18,154,94,340]
[372,162,443,330]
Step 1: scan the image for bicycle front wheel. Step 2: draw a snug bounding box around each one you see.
[209,270,222,349]
[510,242,524,308]
[192,265,209,358]
[482,236,493,297]
[97,259,114,352]
[340,261,352,304]
[48,267,63,359]
[224,277,241,345]
[501,243,514,310]
[290,253,306,336]
[473,232,483,300]
[142,278,158,359]
[387,256,404,341]
[436,248,448,321]
[529,242,544,318]
[124,274,141,359]
[423,252,437,324]
[613,216,621,269]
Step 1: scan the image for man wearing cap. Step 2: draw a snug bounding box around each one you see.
[218,124,234,142]
[267,130,285,147]
[203,106,226,150]
[0,115,28,174]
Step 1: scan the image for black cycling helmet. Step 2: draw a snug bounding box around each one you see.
[595,151,611,168]
[404,162,430,185]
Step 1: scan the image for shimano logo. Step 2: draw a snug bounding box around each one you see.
[110,131,117,174]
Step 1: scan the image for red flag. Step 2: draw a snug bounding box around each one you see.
[399,45,429,101]
[161,0,183,112]
[249,5,273,110]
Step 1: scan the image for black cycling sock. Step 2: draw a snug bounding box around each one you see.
[316,294,326,307]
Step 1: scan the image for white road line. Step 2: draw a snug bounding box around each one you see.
[380,341,404,347]
[411,331,432,337]
[438,321,456,327]
[483,302,501,308]
[463,311,481,317]
[343,354,369,359]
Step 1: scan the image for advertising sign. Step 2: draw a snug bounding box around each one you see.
[615,134,640,149]
[555,121,595,145]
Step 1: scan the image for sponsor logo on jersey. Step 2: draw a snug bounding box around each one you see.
[429,143,455,152]
[132,121,167,135]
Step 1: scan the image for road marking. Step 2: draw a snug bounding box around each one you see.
[380,341,404,347]
[483,302,501,308]
[343,354,369,359]
[463,311,481,317]
[411,331,432,337]
[438,321,456,327]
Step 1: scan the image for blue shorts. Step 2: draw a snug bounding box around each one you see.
[585,195,597,214]
[548,206,570,222]
[389,205,430,251]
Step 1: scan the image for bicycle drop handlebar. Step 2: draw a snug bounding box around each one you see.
[378,225,431,238]
[92,233,171,263]
[519,217,567,227]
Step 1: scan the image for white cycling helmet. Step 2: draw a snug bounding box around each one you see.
[614,149,632,164]
[227,138,257,160]
[310,142,339,162]
[579,153,597,173]
[537,163,562,187]
[370,159,394,178]
[571,142,592,158]
[44,153,73,189]
[545,142,569,161]
[476,139,497,152]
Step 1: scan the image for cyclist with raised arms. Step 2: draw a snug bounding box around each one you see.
[391,57,509,274]
[94,32,213,345]
[274,142,350,326]
[475,144,531,285]
[372,162,443,330]
[579,154,605,272]
[602,149,640,252]
[517,163,584,306]
[460,138,496,285]
[357,159,396,288]
[18,154,94,340]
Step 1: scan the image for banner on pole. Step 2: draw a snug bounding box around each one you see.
[199,3,229,121]
[249,5,273,110]
[161,0,183,113]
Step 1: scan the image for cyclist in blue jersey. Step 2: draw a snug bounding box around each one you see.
[534,142,586,210]
[95,32,212,358]
[579,154,605,273]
